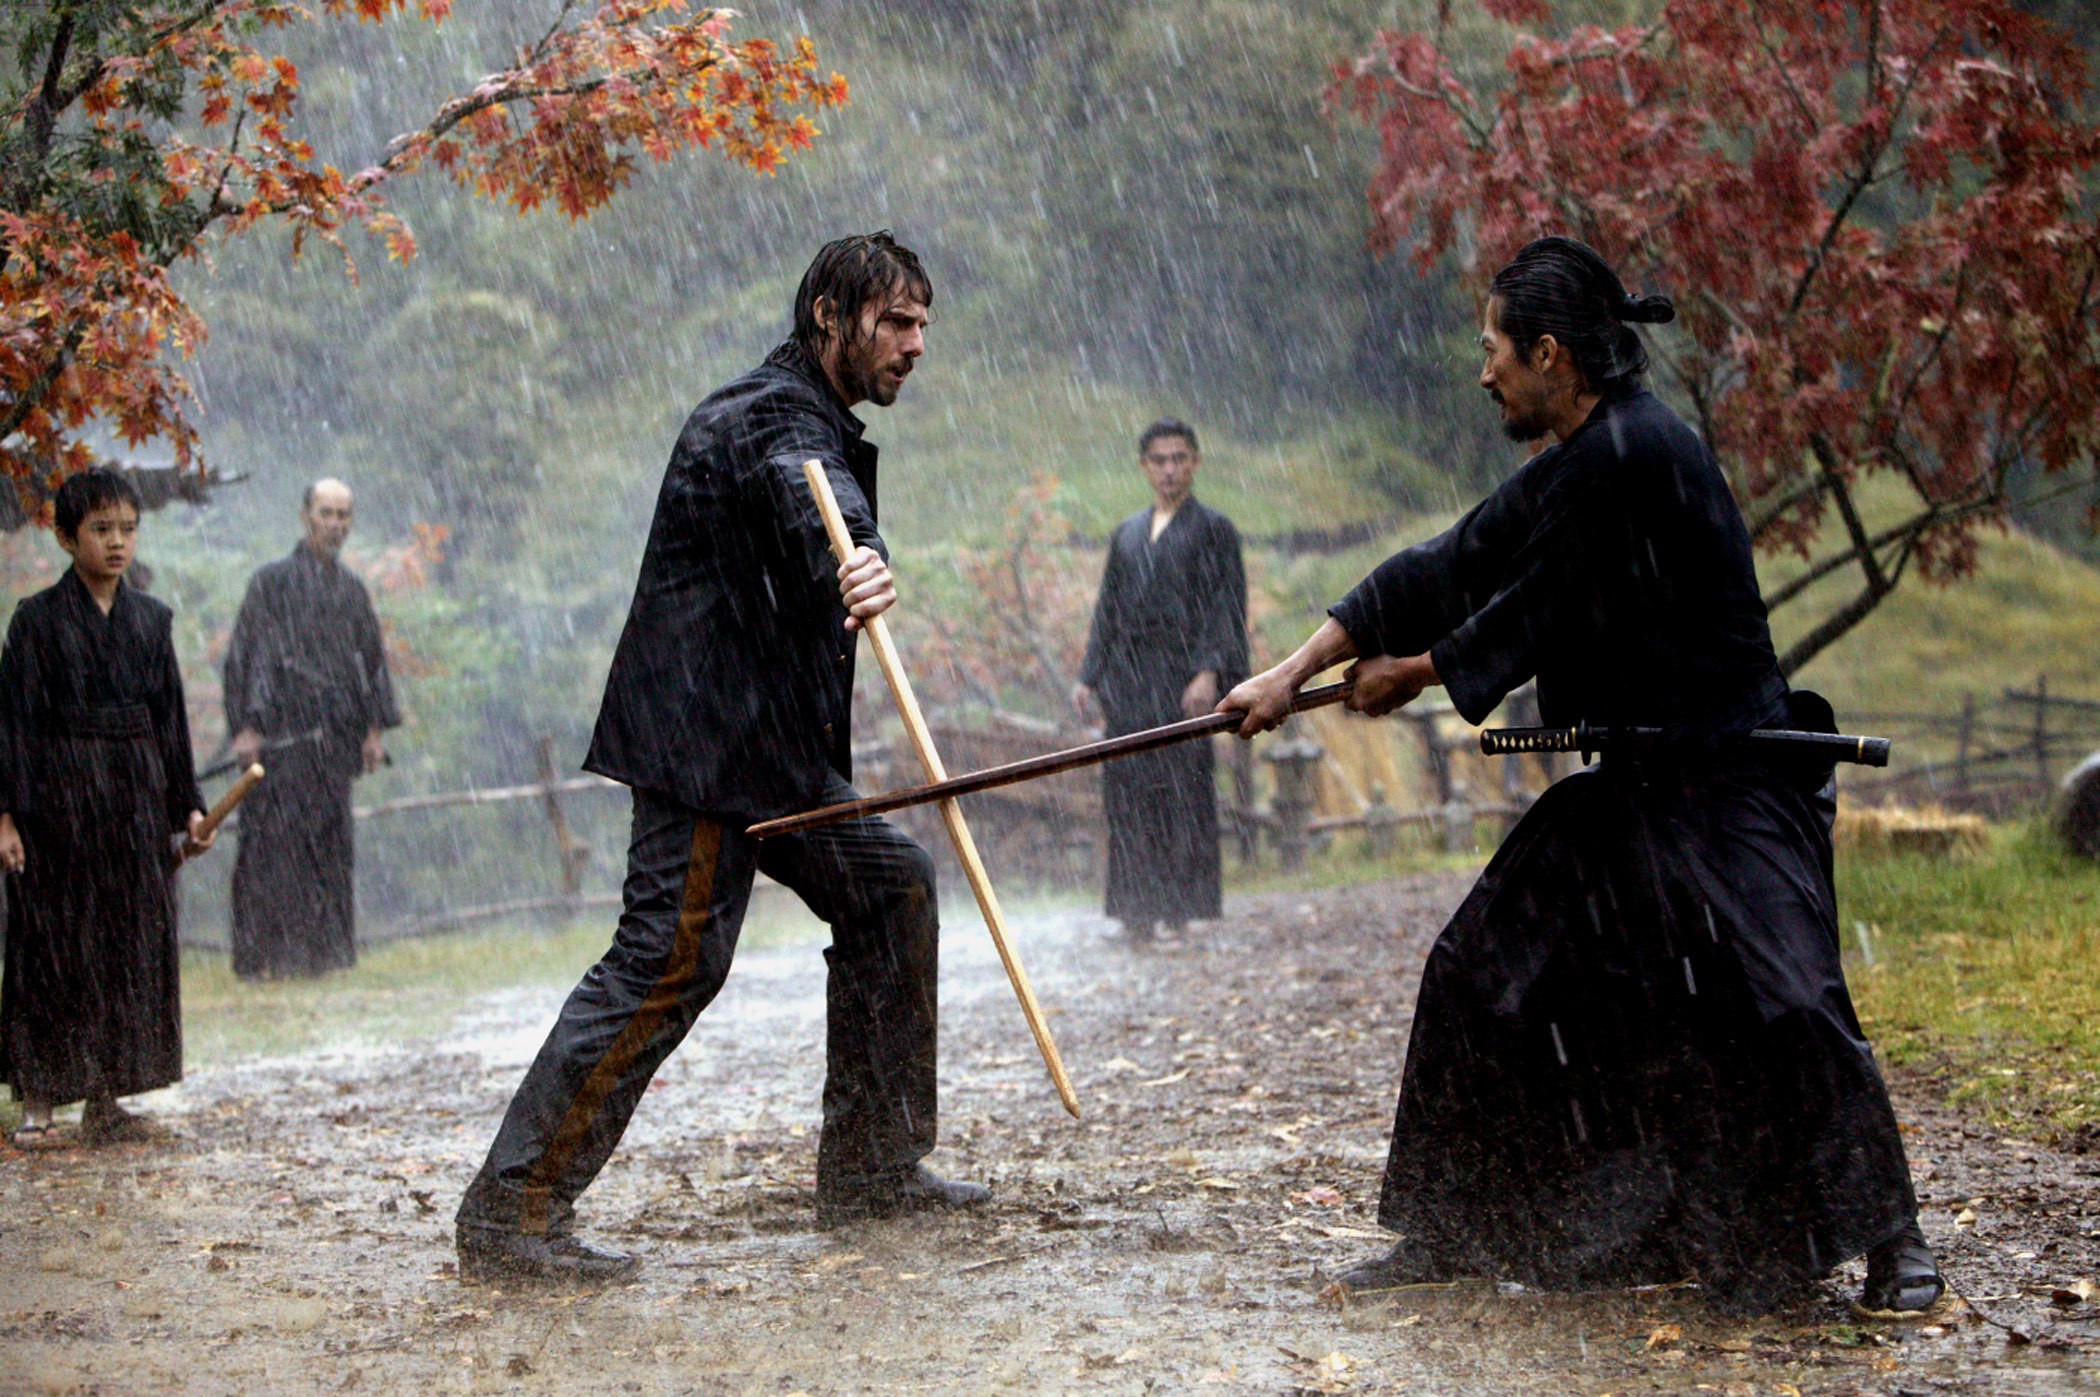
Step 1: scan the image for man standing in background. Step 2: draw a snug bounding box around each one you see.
[222,478,398,979]
[1072,419,1248,938]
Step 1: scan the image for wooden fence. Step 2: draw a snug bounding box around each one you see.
[1835,677,2100,814]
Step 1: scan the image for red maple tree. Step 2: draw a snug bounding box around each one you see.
[1334,0,2100,671]
[0,0,845,517]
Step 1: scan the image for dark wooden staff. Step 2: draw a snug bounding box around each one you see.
[747,681,1356,840]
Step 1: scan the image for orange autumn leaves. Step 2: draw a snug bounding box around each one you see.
[1,1,845,516]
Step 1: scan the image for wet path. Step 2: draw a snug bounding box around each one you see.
[3,873,2098,1395]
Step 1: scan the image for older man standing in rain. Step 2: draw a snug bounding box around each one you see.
[454,231,988,1285]
[222,478,398,979]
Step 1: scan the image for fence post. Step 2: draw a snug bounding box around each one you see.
[1440,779,1475,854]
[535,736,591,897]
[1955,691,1974,800]
[2036,674,2052,793]
[1263,729,1324,871]
[1363,783,1396,859]
[1409,709,1454,804]
[1230,739,1258,864]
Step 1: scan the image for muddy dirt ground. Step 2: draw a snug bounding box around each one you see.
[4,871,2099,1395]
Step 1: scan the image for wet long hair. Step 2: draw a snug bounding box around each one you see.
[53,467,142,539]
[790,231,933,359]
[1489,236,1674,393]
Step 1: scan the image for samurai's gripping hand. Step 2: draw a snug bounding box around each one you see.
[1342,652,1439,718]
[837,545,895,632]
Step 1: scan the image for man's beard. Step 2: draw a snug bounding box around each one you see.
[1495,395,1550,443]
[840,355,902,407]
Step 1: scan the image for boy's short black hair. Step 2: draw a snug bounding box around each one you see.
[53,467,142,539]
[791,231,932,359]
[1138,418,1199,456]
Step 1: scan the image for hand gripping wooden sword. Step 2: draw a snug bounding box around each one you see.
[171,762,265,867]
[799,460,1081,1119]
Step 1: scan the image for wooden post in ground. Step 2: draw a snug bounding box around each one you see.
[1263,727,1324,871]
[535,736,590,898]
[2036,674,2052,793]
[1955,692,1975,802]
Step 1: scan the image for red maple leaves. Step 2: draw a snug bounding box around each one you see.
[1333,0,2100,670]
[1,1,846,518]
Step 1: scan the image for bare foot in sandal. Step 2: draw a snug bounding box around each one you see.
[8,1122,66,1151]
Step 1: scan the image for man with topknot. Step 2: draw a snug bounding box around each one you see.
[1222,236,1941,1318]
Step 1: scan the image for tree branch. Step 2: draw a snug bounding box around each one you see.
[1745,473,1827,541]
[1785,24,1947,317]
[1809,432,1890,592]
[1751,19,1819,134]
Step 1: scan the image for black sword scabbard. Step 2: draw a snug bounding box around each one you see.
[1480,725,1891,768]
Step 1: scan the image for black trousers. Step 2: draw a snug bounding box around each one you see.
[456,777,939,1237]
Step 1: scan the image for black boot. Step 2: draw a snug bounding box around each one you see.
[1335,1241,1449,1293]
[457,1226,641,1285]
[818,1164,990,1228]
[1856,1219,1944,1317]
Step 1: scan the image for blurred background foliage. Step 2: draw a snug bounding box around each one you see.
[5,0,2094,935]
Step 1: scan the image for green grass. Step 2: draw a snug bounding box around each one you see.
[1839,820,2100,1140]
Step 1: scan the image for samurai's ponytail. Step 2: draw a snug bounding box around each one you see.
[1489,236,1673,393]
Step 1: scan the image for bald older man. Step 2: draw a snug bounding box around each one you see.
[222,479,399,978]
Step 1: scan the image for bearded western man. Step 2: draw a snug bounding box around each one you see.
[454,231,988,1284]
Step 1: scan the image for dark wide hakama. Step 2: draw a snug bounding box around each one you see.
[1379,758,1916,1313]
[221,545,398,978]
[2,705,183,1102]
[1081,500,1247,926]
[1102,738,1222,925]
[230,731,358,978]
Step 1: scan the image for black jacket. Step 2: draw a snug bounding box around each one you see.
[584,341,883,820]
[1330,386,1787,734]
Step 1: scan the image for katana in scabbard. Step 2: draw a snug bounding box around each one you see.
[748,680,1356,841]
[1480,724,1891,767]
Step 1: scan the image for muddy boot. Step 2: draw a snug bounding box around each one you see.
[456,1225,641,1286]
[79,1098,168,1145]
[1335,1241,1449,1293]
[1856,1219,1944,1318]
[818,1164,990,1228]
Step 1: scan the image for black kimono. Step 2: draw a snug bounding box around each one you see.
[221,545,399,978]
[1328,386,1917,1313]
[1080,500,1247,925]
[0,572,201,1105]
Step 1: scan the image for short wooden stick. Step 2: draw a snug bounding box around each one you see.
[197,763,265,842]
[800,460,1081,1118]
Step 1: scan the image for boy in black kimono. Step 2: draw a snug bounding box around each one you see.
[0,468,212,1148]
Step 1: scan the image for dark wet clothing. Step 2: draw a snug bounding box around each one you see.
[1079,500,1247,925]
[0,572,200,1105]
[222,544,398,978]
[1329,387,1916,1312]
[1330,388,1786,737]
[457,778,938,1235]
[585,341,883,822]
[459,342,940,1237]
